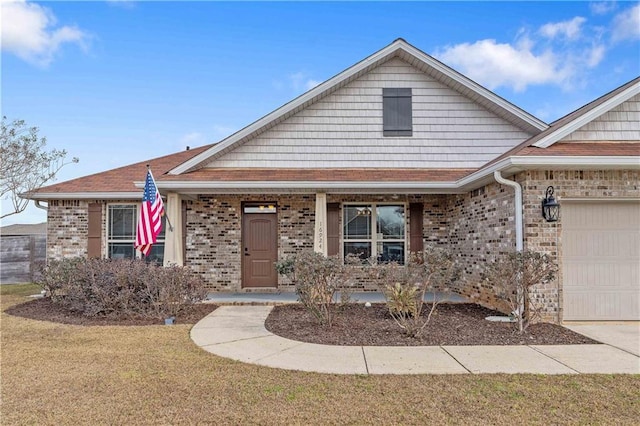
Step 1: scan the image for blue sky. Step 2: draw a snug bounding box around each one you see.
[2,1,639,225]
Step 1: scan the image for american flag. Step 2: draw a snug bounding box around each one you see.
[135,169,164,256]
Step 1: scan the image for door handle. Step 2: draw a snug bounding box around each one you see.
[244,248,250,256]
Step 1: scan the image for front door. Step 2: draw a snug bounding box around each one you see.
[242,205,278,288]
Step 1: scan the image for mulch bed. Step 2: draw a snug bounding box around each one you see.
[264,303,599,346]
[6,298,598,346]
[4,297,218,326]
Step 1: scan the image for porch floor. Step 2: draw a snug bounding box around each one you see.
[205,291,468,305]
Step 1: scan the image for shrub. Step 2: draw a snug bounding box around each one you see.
[275,252,356,327]
[38,258,207,320]
[371,246,459,338]
[483,250,557,333]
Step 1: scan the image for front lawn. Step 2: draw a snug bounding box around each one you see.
[2,284,638,425]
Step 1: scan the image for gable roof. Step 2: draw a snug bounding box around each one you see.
[168,38,548,175]
[531,76,640,148]
[24,43,638,201]
[478,76,640,170]
[28,144,213,199]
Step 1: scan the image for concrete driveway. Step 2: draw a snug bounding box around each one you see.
[564,323,640,356]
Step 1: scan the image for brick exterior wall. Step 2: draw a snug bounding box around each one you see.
[445,182,517,313]
[185,194,451,292]
[521,169,640,322]
[47,200,90,260]
[45,169,638,323]
[185,194,315,291]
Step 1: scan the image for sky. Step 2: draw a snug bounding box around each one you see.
[1,0,639,225]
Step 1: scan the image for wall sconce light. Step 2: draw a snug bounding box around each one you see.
[541,186,560,222]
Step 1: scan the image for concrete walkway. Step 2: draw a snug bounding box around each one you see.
[191,306,640,375]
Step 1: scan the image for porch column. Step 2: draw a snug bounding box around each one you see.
[314,192,328,256]
[163,192,184,266]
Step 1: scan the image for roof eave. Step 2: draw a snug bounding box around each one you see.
[458,155,640,191]
[146,180,464,195]
[26,192,142,200]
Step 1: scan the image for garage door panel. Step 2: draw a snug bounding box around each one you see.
[562,201,640,321]
[565,260,638,289]
[564,232,634,257]
[564,290,639,321]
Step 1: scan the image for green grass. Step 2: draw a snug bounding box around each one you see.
[2,284,639,425]
[0,282,41,297]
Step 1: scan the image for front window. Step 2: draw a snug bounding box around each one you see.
[107,204,165,263]
[343,204,405,264]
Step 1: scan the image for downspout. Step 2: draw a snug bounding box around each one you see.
[493,171,523,252]
[34,200,48,211]
[494,170,525,323]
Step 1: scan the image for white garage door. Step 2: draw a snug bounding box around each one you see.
[562,201,640,321]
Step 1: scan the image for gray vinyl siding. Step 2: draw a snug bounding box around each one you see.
[208,58,534,169]
[561,94,640,142]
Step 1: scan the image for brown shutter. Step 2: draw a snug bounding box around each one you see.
[87,203,102,258]
[327,203,340,257]
[409,203,423,254]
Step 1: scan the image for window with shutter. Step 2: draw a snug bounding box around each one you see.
[383,88,412,136]
[343,203,406,264]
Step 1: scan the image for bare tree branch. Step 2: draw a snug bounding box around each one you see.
[1,116,79,219]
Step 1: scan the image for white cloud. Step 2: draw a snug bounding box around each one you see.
[434,14,618,93]
[586,44,606,67]
[590,1,618,15]
[539,16,587,40]
[611,4,640,42]
[288,72,321,93]
[1,0,89,67]
[305,79,321,91]
[435,39,571,92]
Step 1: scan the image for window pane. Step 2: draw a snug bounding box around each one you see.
[109,205,136,240]
[343,206,371,239]
[244,205,277,213]
[108,243,136,259]
[377,242,405,264]
[377,205,405,239]
[157,215,166,239]
[145,244,164,265]
[344,242,371,261]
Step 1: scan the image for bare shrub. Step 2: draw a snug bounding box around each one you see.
[483,251,557,333]
[38,258,206,320]
[371,247,459,338]
[275,252,357,327]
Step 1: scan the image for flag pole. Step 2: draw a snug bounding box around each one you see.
[147,164,174,232]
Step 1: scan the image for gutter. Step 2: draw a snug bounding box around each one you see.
[493,171,523,252]
[35,200,48,211]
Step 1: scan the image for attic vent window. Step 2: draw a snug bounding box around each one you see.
[383,88,412,136]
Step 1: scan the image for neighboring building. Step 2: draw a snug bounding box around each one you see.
[0,223,47,284]
[26,39,640,322]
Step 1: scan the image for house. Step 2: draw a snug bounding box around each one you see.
[27,39,639,323]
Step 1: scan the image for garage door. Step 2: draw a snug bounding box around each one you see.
[562,201,640,321]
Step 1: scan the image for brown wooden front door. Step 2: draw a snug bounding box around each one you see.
[242,211,278,288]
